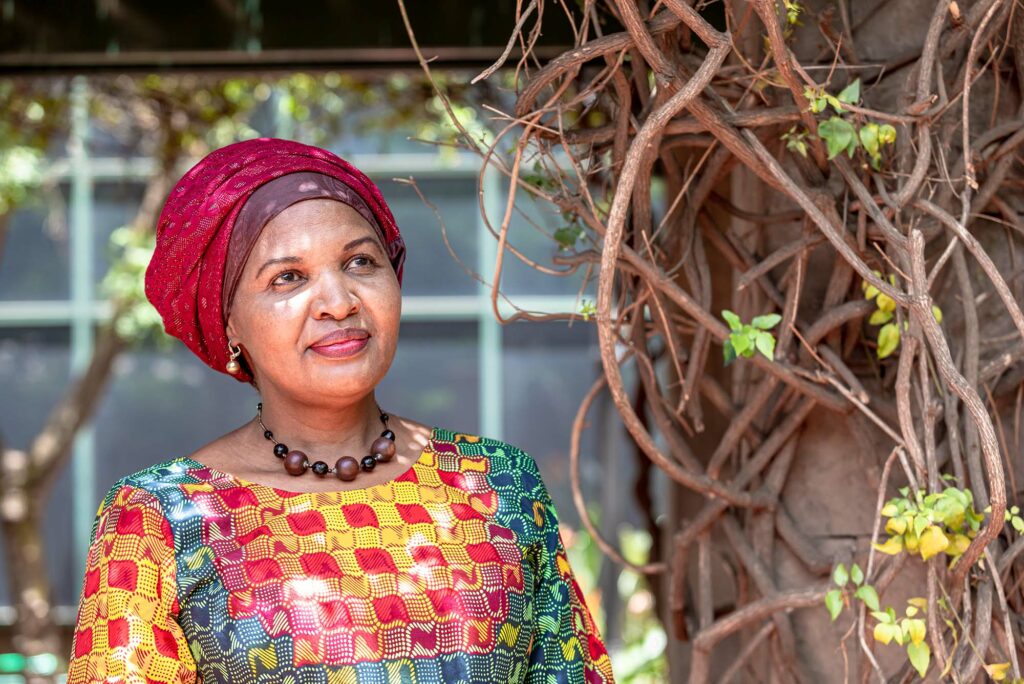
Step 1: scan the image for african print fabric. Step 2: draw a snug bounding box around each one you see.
[68,427,616,684]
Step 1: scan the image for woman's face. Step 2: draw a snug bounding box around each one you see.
[225,198,401,404]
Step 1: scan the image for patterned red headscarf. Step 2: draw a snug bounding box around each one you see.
[144,138,406,384]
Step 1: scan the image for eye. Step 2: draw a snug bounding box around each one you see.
[348,254,378,269]
[270,270,302,286]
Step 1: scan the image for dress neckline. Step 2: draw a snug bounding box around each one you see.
[177,425,439,497]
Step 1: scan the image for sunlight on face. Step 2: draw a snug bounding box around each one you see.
[225,199,401,404]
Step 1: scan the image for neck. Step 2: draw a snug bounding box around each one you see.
[253,390,386,457]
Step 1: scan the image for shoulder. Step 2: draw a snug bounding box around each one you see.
[431,426,551,498]
[93,458,202,525]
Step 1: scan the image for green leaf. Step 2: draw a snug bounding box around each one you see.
[751,313,782,330]
[553,225,583,250]
[855,585,880,611]
[731,332,752,356]
[825,589,843,621]
[877,322,900,359]
[723,339,737,367]
[833,564,849,587]
[931,304,943,323]
[859,123,880,158]
[818,116,856,160]
[721,309,742,331]
[1012,516,1024,533]
[869,309,893,326]
[907,641,931,678]
[837,79,861,105]
[871,610,893,623]
[850,563,864,586]
[755,331,776,361]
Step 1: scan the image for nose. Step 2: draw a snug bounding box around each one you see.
[311,269,359,320]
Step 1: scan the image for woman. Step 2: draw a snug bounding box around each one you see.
[67,138,615,684]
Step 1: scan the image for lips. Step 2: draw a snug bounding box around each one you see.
[310,328,370,349]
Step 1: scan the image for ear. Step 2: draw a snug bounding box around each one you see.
[225,314,240,345]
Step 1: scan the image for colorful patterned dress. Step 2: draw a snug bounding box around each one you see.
[68,427,616,684]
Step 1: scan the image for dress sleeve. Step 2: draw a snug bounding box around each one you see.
[522,455,616,684]
[67,483,197,684]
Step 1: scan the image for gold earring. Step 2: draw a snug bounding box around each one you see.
[226,342,243,374]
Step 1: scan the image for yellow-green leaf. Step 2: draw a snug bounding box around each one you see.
[948,533,971,556]
[919,525,950,561]
[932,304,943,323]
[874,622,899,645]
[904,617,926,645]
[986,662,1011,681]
[877,322,900,359]
[869,308,893,326]
[907,597,928,611]
[855,585,880,612]
[825,589,843,621]
[876,292,896,313]
[873,536,904,555]
[886,516,907,535]
[907,641,931,678]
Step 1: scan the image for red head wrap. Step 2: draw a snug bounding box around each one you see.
[144,137,406,384]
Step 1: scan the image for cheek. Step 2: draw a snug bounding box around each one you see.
[241,299,305,353]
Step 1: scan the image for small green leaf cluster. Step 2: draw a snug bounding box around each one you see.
[824,562,879,621]
[781,126,809,157]
[799,79,897,169]
[721,310,780,366]
[521,161,560,192]
[873,486,983,563]
[982,503,1024,535]
[871,598,931,678]
[1004,505,1024,533]
[578,298,597,322]
[554,222,585,251]
[862,271,942,359]
[782,0,803,25]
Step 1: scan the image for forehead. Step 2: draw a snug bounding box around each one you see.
[252,199,378,252]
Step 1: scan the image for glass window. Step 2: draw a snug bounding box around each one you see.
[0,187,70,300]
[379,319,480,431]
[501,320,634,531]
[493,185,598,297]
[374,176,479,296]
[0,327,73,606]
[92,342,254,505]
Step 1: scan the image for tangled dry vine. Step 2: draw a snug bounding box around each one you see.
[401,0,1024,680]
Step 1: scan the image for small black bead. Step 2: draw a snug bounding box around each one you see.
[311,461,330,476]
[380,413,389,422]
[381,429,395,441]
[263,430,274,440]
[273,443,289,457]
[257,402,263,410]
[360,455,377,471]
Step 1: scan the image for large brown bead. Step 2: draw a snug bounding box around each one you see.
[283,450,308,476]
[371,436,396,462]
[335,456,360,481]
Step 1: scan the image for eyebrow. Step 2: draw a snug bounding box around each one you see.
[254,236,384,280]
